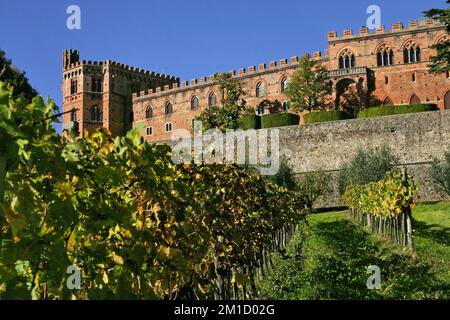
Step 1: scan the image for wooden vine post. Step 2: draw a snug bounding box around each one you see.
[402,167,414,249]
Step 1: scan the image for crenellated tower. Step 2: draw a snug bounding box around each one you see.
[61,49,179,137]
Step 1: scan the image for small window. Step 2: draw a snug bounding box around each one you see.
[191,96,199,110]
[208,92,217,106]
[281,78,289,93]
[70,79,78,95]
[165,122,172,132]
[256,82,265,98]
[282,101,290,112]
[145,106,153,119]
[90,106,102,122]
[146,126,153,136]
[165,102,173,115]
[385,76,389,85]
[412,73,416,82]
[70,108,77,122]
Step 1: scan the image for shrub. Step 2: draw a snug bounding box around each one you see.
[261,113,300,129]
[296,172,331,210]
[303,110,348,124]
[238,114,261,130]
[339,145,397,194]
[430,149,450,196]
[357,104,438,119]
[269,157,297,191]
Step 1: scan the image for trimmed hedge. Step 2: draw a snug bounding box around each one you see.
[304,110,348,124]
[261,113,300,129]
[238,114,261,130]
[357,104,438,119]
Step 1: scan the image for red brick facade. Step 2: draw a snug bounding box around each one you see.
[62,18,450,142]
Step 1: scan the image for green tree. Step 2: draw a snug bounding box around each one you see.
[0,49,37,100]
[339,145,397,194]
[430,149,450,195]
[424,1,450,74]
[195,73,246,131]
[285,54,332,113]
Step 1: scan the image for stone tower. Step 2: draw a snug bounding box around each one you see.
[61,49,179,137]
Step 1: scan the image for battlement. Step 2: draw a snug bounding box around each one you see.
[132,52,328,101]
[327,18,445,42]
[63,50,178,81]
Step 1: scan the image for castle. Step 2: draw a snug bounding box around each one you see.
[62,18,450,142]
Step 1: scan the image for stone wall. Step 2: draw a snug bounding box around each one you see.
[157,110,450,208]
[277,110,450,207]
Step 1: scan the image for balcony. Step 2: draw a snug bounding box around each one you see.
[328,67,369,78]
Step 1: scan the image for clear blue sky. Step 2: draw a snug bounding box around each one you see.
[0,0,445,129]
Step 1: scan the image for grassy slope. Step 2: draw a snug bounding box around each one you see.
[257,202,450,300]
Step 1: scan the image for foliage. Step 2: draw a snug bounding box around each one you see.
[303,110,348,124]
[237,114,261,130]
[258,206,449,300]
[285,54,332,113]
[0,49,37,100]
[260,113,300,129]
[343,169,417,246]
[268,158,298,191]
[424,1,450,74]
[357,104,438,119]
[343,170,417,219]
[0,81,308,300]
[213,73,245,107]
[194,73,246,132]
[296,173,331,210]
[430,149,450,196]
[339,145,397,194]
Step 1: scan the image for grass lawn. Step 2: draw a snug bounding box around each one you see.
[257,202,450,300]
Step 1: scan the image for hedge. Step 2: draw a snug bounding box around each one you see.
[303,110,348,124]
[261,113,300,129]
[238,114,261,130]
[357,104,438,119]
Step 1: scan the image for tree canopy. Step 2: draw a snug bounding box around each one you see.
[424,1,450,74]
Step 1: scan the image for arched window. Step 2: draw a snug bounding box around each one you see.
[281,78,289,93]
[383,97,393,106]
[256,82,265,98]
[90,106,102,122]
[257,103,265,115]
[404,42,421,63]
[146,127,153,136]
[377,47,394,66]
[191,96,199,110]
[444,91,450,110]
[412,73,416,82]
[145,106,153,119]
[338,49,355,69]
[410,94,420,105]
[208,92,217,106]
[165,102,173,115]
[70,108,77,122]
[282,101,290,112]
[385,76,389,85]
